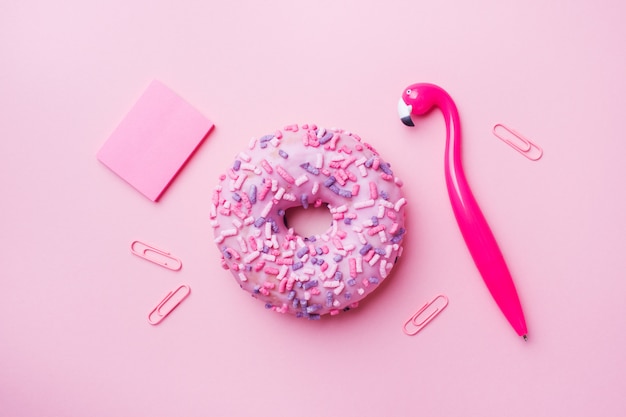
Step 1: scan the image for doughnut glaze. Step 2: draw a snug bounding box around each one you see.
[212,124,407,319]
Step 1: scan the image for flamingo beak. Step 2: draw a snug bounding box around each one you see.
[398,98,414,127]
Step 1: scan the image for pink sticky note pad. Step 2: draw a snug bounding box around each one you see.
[97,80,214,201]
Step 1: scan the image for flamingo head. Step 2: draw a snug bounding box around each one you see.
[398,83,440,127]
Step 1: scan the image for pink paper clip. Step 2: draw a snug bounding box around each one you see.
[493,124,543,161]
[148,284,191,325]
[130,240,182,271]
[402,294,449,336]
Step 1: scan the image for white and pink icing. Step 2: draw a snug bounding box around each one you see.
[212,124,407,318]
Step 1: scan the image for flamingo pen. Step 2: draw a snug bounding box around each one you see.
[398,83,528,340]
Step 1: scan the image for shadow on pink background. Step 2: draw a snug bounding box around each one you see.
[1,1,625,416]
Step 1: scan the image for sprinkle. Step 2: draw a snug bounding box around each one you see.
[306,304,322,314]
[277,265,289,281]
[368,224,386,236]
[300,162,320,176]
[349,258,357,277]
[338,189,352,198]
[368,182,379,200]
[248,137,257,149]
[394,197,407,212]
[319,131,333,144]
[292,261,304,271]
[264,266,280,275]
[274,187,285,200]
[221,228,238,238]
[324,176,336,187]
[276,166,296,184]
[295,175,309,187]
[353,199,375,210]
[241,163,261,174]
[325,263,338,279]
[262,253,276,262]
[335,169,347,185]
[254,217,266,228]
[380,190,389,200]
[233,160,241,171]
[380,260,388,278]
[328,133,340,150]
[311,182,320,196]
[261,201,273,218]
[243,251,261,264]
[356,256,363,273]
[248,185,257,204]
[235,152,251,164]
[279,149,289,159]
[232,218,243,230]
[340,156,356,169]
[315,153,324,169]
[261,159,273,174]
[368,253,381,266]
[284,124,298,132]
[296,247,308,258]
[368,276,380,284]
[303,280,318,290]
[233,174,246,190]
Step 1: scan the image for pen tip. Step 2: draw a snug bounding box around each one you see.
[523,334,528,342]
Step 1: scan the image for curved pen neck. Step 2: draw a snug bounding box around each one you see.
[434,90,467,206]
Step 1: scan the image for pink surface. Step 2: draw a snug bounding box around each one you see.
[1,1,625,417]
[97,80,213,201]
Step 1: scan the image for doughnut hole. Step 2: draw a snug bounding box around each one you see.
[283,204,333,239]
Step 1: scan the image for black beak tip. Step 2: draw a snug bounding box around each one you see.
[401,116,415,127]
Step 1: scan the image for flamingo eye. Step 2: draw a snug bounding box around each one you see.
[406,89,411,95]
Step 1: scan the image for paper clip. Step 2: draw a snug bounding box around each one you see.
[148,284,191,325]
[493,124,543,161]
[130,240,182,271]
[402,294,449,336]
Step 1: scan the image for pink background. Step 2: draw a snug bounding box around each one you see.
[2,1,625,416]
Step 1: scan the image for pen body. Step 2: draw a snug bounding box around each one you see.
[441,95,528,337]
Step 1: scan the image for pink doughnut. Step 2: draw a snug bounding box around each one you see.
[212,124,407,319]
